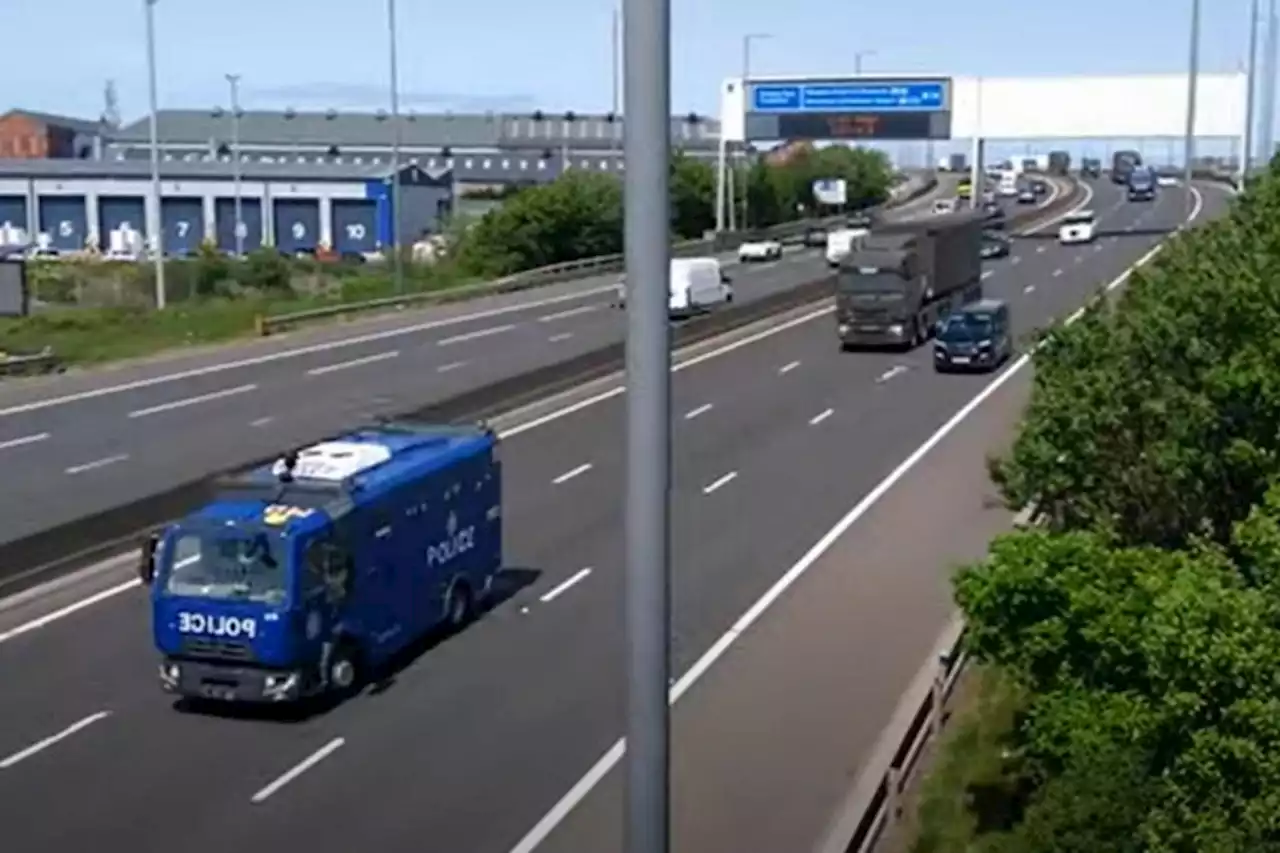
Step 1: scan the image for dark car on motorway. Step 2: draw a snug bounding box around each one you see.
[1080,157,1102,178]
[802,226,828,248]
[934,299,1012,373]
[982,202,1007,230]
[980,231,1010,259]
[1031,178,1049,195]
[1016,185,1037,204]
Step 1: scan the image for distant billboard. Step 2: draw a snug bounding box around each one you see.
[741,77,953,142]
[812,178,847,205]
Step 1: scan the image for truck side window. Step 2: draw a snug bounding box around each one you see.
[305,537,354,603]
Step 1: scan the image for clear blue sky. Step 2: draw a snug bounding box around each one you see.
[10,0,1259,122]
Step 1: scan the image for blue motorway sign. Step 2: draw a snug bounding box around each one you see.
[750,80,947,113]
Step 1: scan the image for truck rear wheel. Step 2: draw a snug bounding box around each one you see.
[445,580,474,631]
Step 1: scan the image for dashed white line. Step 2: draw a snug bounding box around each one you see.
[127,383,257,418]
[980,270,993,279]
[1074,255,1083,263]
[702,471,738,494]
[65,454,128,475]
[552,463,593,485]
[251,738,345,804]
[1011,256,1021,264]
[778,360,801,374]
[437,360,467,373]
[1024,284,1035,293]
[437,324,515,346]
[0,711,111,769]
[539,568,593,603]
[306,350,399,376]
[1036,245,1046,253]
[548,333,573,343]
[684,403,713,420]
[876,365,908,384]
[0,432,49,451]
[809,408,834,425]
[1052,268,1063,277]
[538,306,599,323]
[249,416,274,427]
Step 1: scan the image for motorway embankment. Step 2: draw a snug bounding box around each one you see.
[0,177,1220,853]
[0,177,964,585]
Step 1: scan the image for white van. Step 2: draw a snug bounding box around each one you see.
[615,257,733,316]
[997,171,1019,197]
[825,226,869,267]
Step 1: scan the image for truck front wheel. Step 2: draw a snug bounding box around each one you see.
[328,643,360,695]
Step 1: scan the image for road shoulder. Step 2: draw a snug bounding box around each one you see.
[535,363,1032,853]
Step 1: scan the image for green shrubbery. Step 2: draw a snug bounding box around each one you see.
[912,162,1280,850]
[3,146,892,365]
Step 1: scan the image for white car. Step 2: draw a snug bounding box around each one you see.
[1058,211,1097,244]
[932,198,958,215]
[737,239,783,262]
[1157,174,1179,187]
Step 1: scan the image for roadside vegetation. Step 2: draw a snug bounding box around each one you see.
[2,145,892,367]
[907,159,1280,851]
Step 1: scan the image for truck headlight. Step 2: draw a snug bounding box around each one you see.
[888,324,904,336]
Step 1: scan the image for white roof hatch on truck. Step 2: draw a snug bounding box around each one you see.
[270,440,393,482]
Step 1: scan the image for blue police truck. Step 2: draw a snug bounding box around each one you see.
[137,420,502,704]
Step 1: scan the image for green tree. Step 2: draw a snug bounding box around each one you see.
[952,512,1280,851]
[989,160,1280,549]
[669,151,715,239]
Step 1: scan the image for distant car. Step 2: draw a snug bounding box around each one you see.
[980,232,1011,259]
[1017,187,1037,204]
[981,189,997,205]
[1157,174,1179,187]
[1058,210,1097,244]
[1031,179,1049,195]
[737,238,783,262]
[983,204,1007,230]
[932,198,958,215]
[802,227,828,248]
[1080,159,1102,179]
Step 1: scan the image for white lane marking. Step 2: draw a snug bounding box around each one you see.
[65,454,128,475]
[0,307,833,640]
[548,333,573,343]
[538,306,599,323]
[0,432,49,451]
[877,365,908,384]
[809,408,834,426]
[1036,245,1046,253]
[552,463,593,485]
[702,471,738,495]
[1052,268,1063,277]
[127,383,258,418]
[0,579,138,644]
[0,286,625,419]
[250,738,345,804]
[249,416,274,427]
[1024,284,1035,294]
[980,270,993,280]
[0,711,111,769]
[684,403,713,420]
[779,360,801,374]
[501,307,831,441]
[1011,256,1021,264]
[539,568,593,603]
[437,360,467,373]
[504,183,1207,853]
[437,324,515,346]
[306,350,399,376]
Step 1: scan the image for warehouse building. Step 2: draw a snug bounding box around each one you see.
[0,158,452,255]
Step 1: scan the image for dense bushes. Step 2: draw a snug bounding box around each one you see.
[915,161,1280,851]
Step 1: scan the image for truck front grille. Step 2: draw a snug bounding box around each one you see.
[180,638,255,662]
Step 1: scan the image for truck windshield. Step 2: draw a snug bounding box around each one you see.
[837,271,905,295]
[939,313,994,342]
[163,527,290,605]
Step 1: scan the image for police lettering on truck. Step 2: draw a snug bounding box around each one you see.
[427,511,476,567]
[176,611,258,639]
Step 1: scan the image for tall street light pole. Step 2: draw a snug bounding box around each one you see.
[623,0,671,845]
[1261,0,1279,165]
[1183,0,1200,219]
[226,73,244,257]
[387,0,405,293]
[740,33,771,230]
[854,49,875,75]
[144,0,166,308]
[1245,0,1261,177]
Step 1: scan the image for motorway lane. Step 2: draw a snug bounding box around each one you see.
[0,248,833,546]
[0,183,971,547]
[0,178,1178,851]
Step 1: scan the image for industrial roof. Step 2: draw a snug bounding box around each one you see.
[0,157,451,183]
[111,108,720,151]
[1,109,112,138]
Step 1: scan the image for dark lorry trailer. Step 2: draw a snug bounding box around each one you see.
[836,208,986,350]
[1112,150,1142,184]
[1048,150,1071,176]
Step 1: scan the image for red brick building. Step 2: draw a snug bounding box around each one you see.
[0,109,107,159]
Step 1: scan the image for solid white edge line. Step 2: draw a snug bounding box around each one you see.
[0,711,111,769]
[0,432,50,451]
[0,579,141,644]
[64,454,129,476]
[504,180,1204,853]
[539,568,593,603]
[250,737,346,804]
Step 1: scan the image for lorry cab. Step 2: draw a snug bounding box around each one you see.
[933,299,1012,372]
[139,421,502,705]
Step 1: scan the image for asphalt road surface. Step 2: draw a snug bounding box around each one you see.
[0,180,959,547]
[0,177,1208,853]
